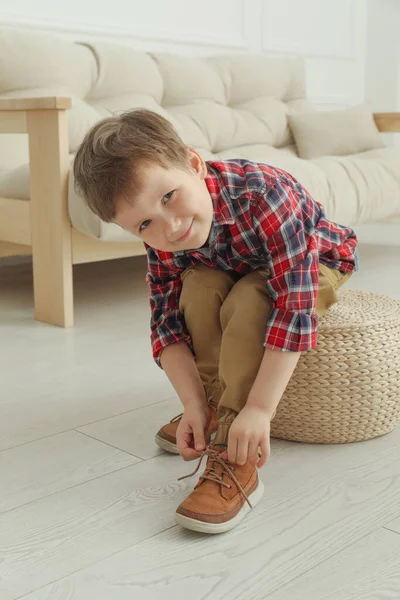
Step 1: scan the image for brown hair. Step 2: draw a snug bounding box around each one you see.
[73,109,189,222]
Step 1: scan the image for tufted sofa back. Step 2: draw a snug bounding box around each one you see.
[0,27,312,171]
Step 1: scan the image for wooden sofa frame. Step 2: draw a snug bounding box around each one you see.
[0,97,399,327]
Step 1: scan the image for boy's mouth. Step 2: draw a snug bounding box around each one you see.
[174,220,194,243]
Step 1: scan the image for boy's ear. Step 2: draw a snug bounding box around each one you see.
[187,147,207,179]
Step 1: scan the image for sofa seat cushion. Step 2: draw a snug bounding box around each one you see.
[0,157,139,243]
[312,148,400,223]
[217,146,400,225]
[239,147,400,225]
[1,147,399,243]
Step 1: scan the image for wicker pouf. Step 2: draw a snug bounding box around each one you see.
[270,289,400,444]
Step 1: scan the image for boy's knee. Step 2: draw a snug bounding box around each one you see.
[181,265,236,299]
[220,271,272,323]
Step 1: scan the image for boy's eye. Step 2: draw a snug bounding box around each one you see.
[163,190,174,204]
[138,191,174,232]
[139,220,151,232]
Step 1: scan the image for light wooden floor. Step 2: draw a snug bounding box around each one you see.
[1,236,400,600]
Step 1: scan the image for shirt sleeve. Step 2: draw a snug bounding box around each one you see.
[252,175,321,352]
[146,246,194,368]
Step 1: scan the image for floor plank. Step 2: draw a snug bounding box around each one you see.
[0,430,139,514]
[384,515,400,534]
[0,453,189,600]
[267,528,400,600]
[77,396,182,459]
[0,258,174,451]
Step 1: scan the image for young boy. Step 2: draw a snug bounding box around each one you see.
[74,109,358,535]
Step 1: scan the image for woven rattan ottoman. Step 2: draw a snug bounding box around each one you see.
[270,289,400,444]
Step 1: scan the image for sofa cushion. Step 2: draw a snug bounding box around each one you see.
[288,104,385,159]
[0,29,95,98]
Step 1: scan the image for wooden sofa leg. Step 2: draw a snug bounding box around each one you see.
[27,109,73,327]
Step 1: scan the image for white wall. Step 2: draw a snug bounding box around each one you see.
[0,0,368,110]
[366,0,400,111]
[365,0,400,148]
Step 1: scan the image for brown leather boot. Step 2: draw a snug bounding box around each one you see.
[154,400,218,454]
[175,444,264,534]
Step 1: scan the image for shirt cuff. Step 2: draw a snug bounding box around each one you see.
[264,308,319,352]
[153,334,195,368]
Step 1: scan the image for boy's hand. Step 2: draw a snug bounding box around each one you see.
[176,402,211,461]
[221,405,271,469]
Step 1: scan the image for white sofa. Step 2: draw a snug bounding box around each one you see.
[0,27,399,326]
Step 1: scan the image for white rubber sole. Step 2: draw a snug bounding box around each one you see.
[155,431,216,455]
[175,478,264,534]
[154,434,180,454]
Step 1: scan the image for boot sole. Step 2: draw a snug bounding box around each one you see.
[175,478,264,534]
[154,434,181,454]
[155,430,217,454]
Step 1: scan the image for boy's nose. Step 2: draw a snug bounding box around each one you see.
[164,216,182,239]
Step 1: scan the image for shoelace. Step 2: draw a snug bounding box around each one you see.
[177,446,253,509]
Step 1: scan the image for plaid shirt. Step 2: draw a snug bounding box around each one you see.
[146,159,359,366]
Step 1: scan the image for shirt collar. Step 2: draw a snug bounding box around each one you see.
[205,163,236,226]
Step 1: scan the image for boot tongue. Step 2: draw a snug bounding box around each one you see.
[209,444,227,454]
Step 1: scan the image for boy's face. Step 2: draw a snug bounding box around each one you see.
[114,149,214,252]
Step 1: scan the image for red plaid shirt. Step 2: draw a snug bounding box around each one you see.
[146,160,358,366]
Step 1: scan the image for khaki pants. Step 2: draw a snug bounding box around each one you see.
[179,263,352,444]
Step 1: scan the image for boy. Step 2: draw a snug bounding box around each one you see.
[74,109,358,535]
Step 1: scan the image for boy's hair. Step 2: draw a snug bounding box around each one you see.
[73,109,189,222]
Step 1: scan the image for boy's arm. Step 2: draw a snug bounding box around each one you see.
[160,343,208,408]
[253,176,321,354]
[146,246,207,409]
[146,246,192,367]
[162,343,211,460]
[222,346,301,467]
[246,347,301,417]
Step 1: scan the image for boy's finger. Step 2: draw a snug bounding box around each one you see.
[180,447,202,461]
[177,430,193,450]
[236,440,248,466]
[248,439,259,463]
[227,438,238,464]
[193,427,206,451]
[257,439,270,468]
[257,453,267,468]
